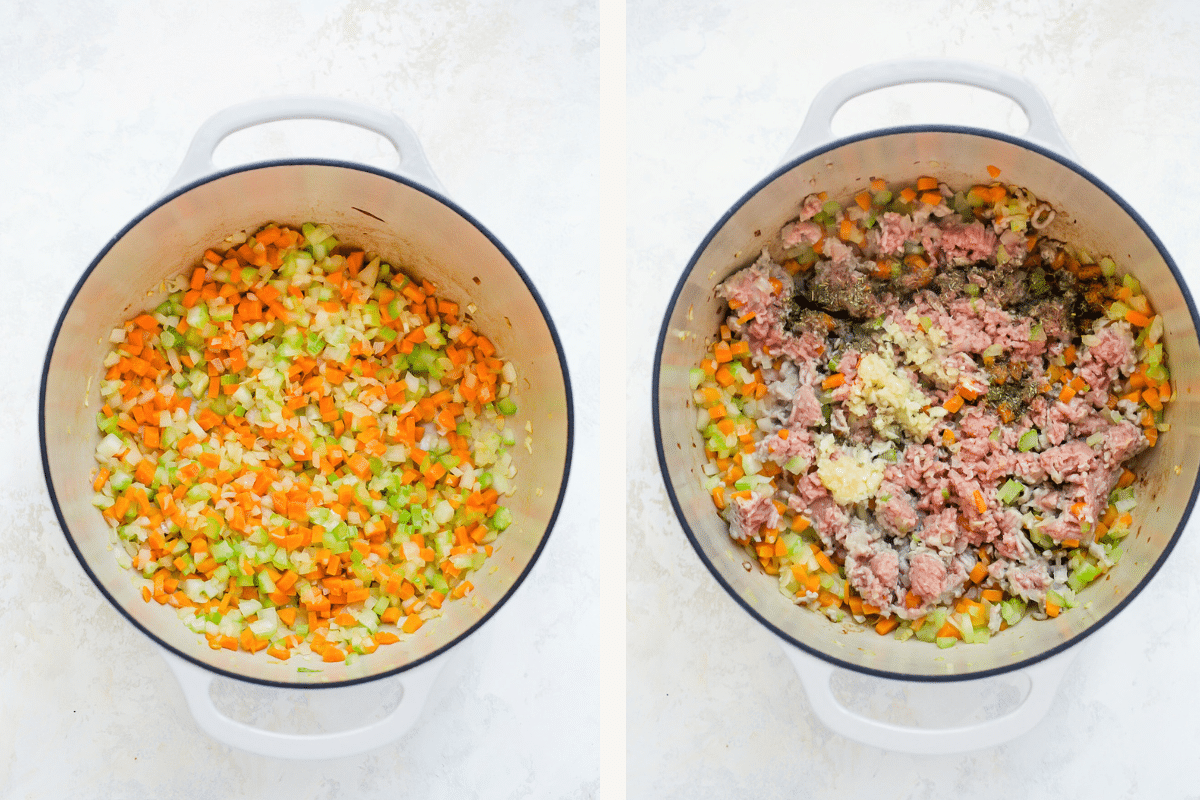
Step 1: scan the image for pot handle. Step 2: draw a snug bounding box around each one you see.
[161,650,448,759]
[782,60,1076,163]
[166,96,445,194]
[781,642,1074,754]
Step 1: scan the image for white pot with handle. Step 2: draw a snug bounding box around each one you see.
[40,97,574,759]
[653,61,1200,754]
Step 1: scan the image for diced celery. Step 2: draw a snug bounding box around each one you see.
[915,608,947,643]
[783,455,807,474]
[1146,363,1169,383]
[186,304,210,328]
[997,479,1025,505]
[1030,529,1054,550]
[210,541,234,562]
[491,507,513,531]
[1068,562,1102,592]
[1000,598,1025,626]
[255,571,277,595]
[109,471,133,492]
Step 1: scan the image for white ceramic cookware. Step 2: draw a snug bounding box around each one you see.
[654,61,1199,753]
[41,98,573,758]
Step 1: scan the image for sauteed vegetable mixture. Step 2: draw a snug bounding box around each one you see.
[91,223,519,664]
[696,172,1171,646]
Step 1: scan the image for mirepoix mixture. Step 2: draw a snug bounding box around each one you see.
[694,172,1172,647]
[91,222,521,666]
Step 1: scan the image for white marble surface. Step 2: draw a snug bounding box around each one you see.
[628,1,1200,797]
[1,2,599,798]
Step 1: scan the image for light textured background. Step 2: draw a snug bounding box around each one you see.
[627,1,1200,797]
[1,1,599,798]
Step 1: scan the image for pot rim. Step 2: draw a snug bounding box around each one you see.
[40,157,575,689]
[653,124,1200,682]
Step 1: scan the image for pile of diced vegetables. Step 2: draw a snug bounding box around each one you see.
[92,222,520,665]
[694,174,1172,647]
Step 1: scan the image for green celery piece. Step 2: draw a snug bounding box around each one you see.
[1068,562,1102,592]
[997,479,1025,505]
[491,507,513,531]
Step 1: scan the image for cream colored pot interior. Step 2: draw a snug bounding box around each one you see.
[657,129,1200,679]
[44,162,571,685]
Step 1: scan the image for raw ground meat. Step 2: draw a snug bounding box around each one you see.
[701,176,1169,642]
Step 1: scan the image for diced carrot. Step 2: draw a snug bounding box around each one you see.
[868,618,893,636]
[134,459,156,485]
[810,544,836,575]
[267,645,291,661]
[936,622,962,640]
[821,373,845,390]
[816,590,842,608]
[1126,309,1150,328]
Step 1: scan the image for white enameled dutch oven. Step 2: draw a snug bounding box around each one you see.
[654,61,1200,753]
[40,98,573,759]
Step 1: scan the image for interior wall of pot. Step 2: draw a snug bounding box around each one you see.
[43,163,570,685]
[658,130,1200,678]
